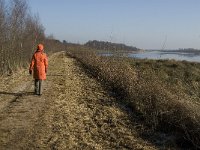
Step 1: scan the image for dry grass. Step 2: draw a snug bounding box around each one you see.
[66,48,200,149]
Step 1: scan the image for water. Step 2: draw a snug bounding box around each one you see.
[130,50,200,62]
[100,50,200,63]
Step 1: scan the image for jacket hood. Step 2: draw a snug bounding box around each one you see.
[37,44,44,51]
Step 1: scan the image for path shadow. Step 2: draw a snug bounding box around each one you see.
[0,91,34,97]
[47,74,63,77]
[0,91,35,104]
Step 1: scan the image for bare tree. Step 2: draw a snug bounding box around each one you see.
[0,0,64,75]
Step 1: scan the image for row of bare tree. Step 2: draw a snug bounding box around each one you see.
[0,0,66,75]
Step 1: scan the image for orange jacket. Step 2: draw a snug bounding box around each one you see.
[29,47,48,80]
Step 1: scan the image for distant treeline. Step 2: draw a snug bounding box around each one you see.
[177,48,200,53]
[85,40,140,51]
[0,0,65,75]
[162,48,200,54]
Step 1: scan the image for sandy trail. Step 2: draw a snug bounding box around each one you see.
[0,52,156,149]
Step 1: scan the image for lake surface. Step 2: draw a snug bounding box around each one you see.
[101,50,200,63]
[131,50,200,62]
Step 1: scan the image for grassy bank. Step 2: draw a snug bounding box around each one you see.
[66,48,200,148]
[129,58,200,104]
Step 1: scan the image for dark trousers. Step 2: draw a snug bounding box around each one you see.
[35,79,42,95]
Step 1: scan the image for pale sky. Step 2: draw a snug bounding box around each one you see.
[28,0,200,49]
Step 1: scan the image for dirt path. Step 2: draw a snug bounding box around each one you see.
[0,52,157,149]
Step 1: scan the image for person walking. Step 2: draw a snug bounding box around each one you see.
[29,44,48,96]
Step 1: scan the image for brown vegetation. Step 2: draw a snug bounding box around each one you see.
[66,48,200,149]
[0,0,66,76]
[0,52,157,149]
